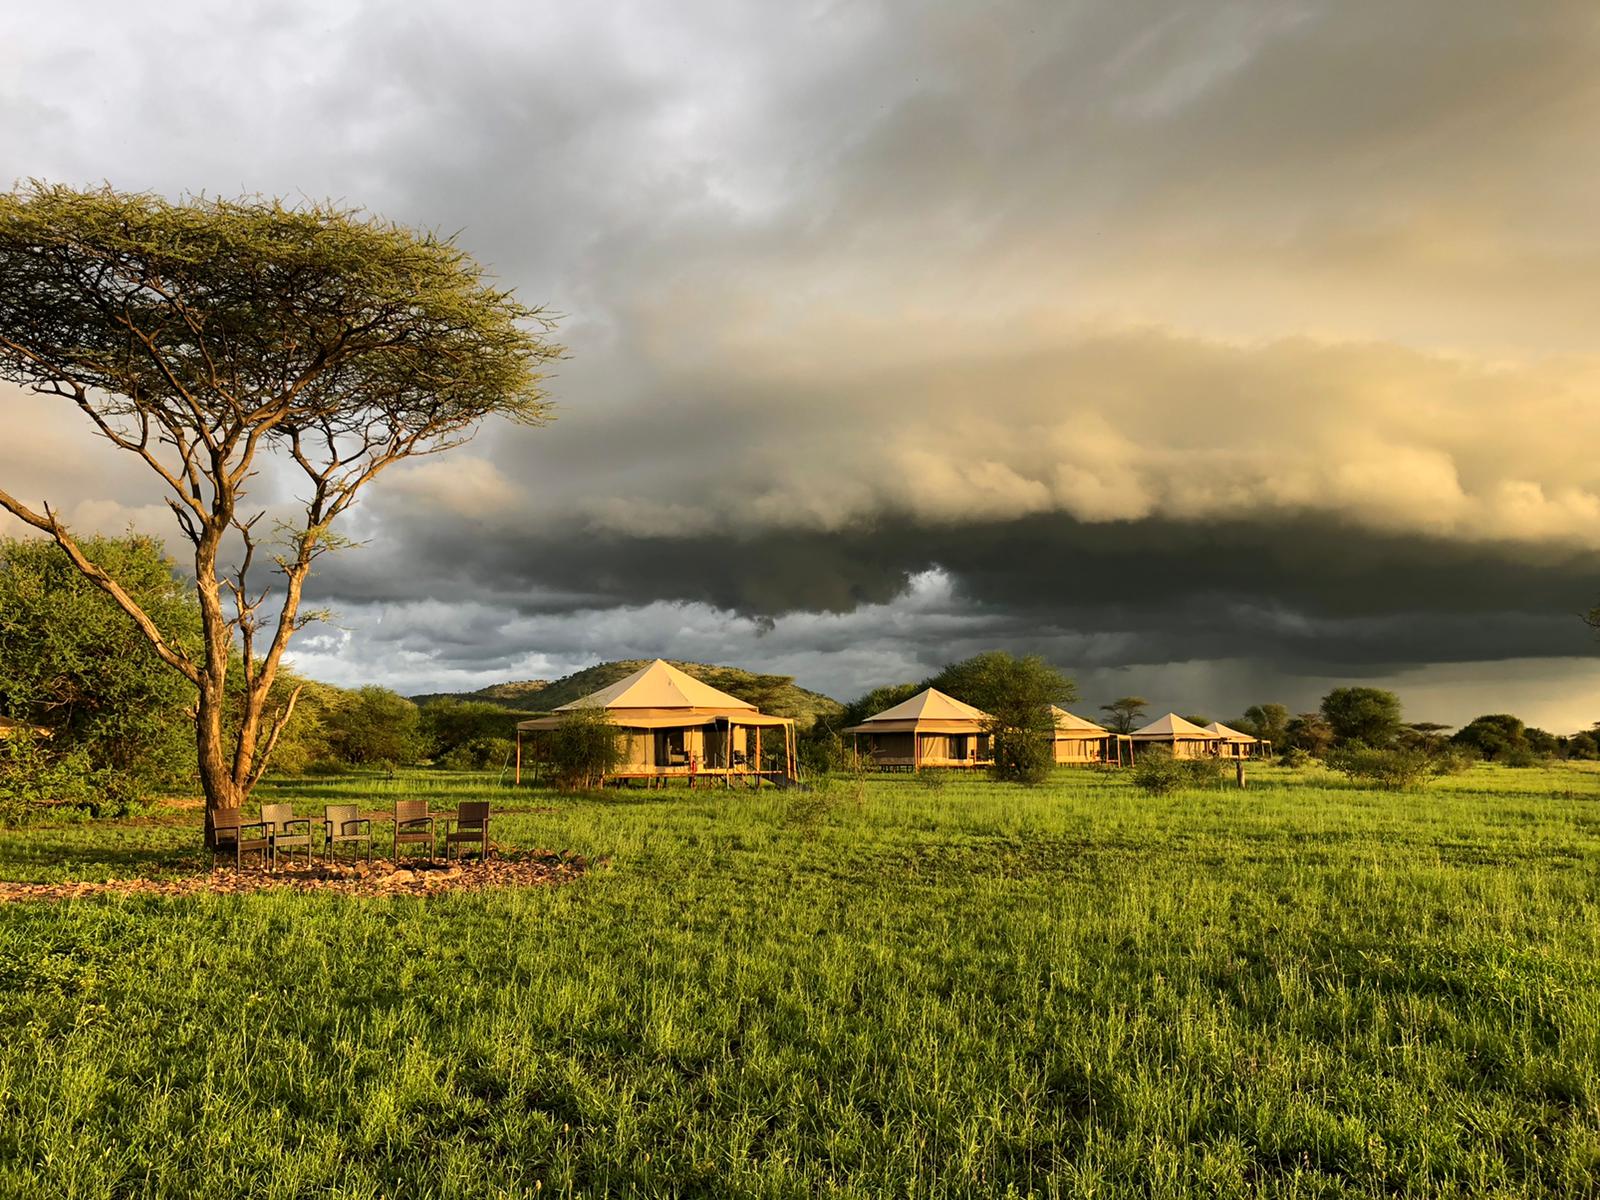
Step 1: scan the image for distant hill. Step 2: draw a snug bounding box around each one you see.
[412,660,843,728]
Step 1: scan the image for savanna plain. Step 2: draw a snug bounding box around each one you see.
[1,763,1597,1199]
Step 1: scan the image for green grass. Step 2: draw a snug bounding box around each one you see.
[2,763,1599,1197]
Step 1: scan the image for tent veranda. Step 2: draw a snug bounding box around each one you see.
[514,660,797,785]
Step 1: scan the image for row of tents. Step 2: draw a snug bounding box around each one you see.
[841,688,1269,769]
[512,659,1271,786]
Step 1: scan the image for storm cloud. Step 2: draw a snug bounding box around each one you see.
[4,0,1600,727]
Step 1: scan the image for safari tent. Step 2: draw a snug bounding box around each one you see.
[844,687,992,769]
[1206,721,1268,759]
[514,659,796,785]
[1050,707,1130,765]
[1128,712,1223,759]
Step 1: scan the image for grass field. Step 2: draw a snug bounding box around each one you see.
[1,763,1599,1197]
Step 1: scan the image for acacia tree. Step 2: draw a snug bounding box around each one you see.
[1099,696,1148,735]
[0,184,561,838]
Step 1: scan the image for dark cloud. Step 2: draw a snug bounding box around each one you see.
[4,0,1600,725]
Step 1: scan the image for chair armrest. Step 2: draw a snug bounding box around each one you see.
[396,816,435,831]
[280,818,312,836]
[236,821,268,839]
[344,818,371,836]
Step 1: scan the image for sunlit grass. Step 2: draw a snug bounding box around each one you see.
[1,762,1598,1196]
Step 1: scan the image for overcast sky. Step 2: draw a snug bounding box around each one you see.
[5,0,1600,728]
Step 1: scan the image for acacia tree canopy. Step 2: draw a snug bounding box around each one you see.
[0,183,562,833]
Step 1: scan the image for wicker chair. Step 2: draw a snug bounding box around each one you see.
[212,806,272,870]
[393,798,436,864]
[441,801,491,862]
[323,803,373,864]
[260,803,314,869]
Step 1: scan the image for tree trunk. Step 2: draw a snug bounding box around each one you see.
[196,681,243,847]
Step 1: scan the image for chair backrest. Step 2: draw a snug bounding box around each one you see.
[260,803,294,831]
[212,806,243,836]
[455,800,490,828]
[395,798,430,823]
[325,803,358,827]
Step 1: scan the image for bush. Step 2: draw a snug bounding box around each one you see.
[988,727,1054,786]
[797,726,847,776]
[1325,746,1460,791]
[0,534,201,806]
[1181,756,1227,790]
[545,708,625,790]
[1280,746,1312,769]
[0,731,99,824]
[436,736,515,771]
[1132,746,1184,795]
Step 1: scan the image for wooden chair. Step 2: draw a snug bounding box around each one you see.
[211,805,272,870]
[323,803,373,864]
[393,798,436,864]
[441,801,491,863]
[260,803,313,869]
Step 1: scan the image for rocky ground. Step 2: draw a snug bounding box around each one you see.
[0,848,591,902]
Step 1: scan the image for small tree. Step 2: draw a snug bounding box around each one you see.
[323,686,424,767]
[420,698,521,765]
[931,651,1074,785]
[1452,714,1528,761]
[1236,703,1290,746]
[1565,731,1599,761]
[545,707,624,790]
[1099,696,1148,735]
[1285,711,1335,757]
[0,184,561,840]
[1399,721,1453,752]
[1320,687,1402,748]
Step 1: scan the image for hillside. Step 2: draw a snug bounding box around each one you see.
[412,660,843,728]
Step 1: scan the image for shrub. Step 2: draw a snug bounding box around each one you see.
[1325,746,1460,791]
[797,726,847,776]
[0,534,201,806]
[436,736,515,771]
[1280,746,1313,769]
[0,731,99,824]
[545,708,625,790]
[1132,746,1184,795]
[988,726,1054,786]
[1181,756,1227,790]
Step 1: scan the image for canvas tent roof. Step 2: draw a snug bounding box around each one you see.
[1050,706,1109,735]
[1205,721,1258,743]
[1130,712,1221,740]
[554,659,756,713]
[843,687,991,733]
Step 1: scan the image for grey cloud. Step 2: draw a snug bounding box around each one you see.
[5,0,1600,723]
